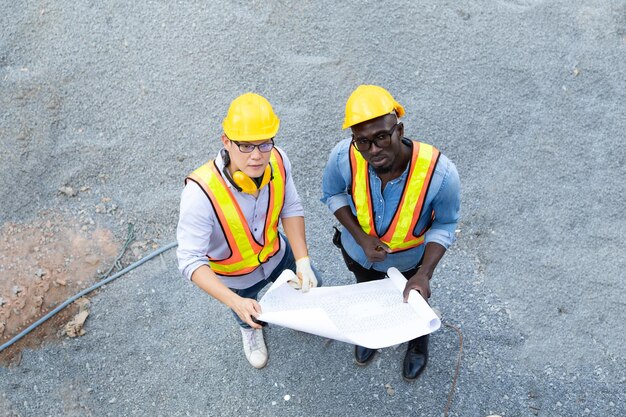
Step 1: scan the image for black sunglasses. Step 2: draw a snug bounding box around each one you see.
[351,123,399,152]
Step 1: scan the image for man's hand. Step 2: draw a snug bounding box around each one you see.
[230,296,264,329]
[292,256,318,293]
[358,234,391,262]
[402,269,431,302]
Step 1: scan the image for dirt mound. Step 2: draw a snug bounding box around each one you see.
[0,211,119,365]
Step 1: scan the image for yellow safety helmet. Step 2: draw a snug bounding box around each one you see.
[222,93,280,141]
[342,85,405,129]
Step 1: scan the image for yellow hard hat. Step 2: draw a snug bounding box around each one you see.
[342,85,405,129]
[222,93,280,141]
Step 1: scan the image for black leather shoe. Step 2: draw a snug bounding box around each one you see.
[354,345,376,366]
[402,335,429,381]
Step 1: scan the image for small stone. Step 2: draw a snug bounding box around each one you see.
[59,186,77,197]
[84,255,100,266]
[35,268,46,278]
[283,395,290,401]
[12,286,24,295]
[55,279,67,286]
[33,295,44,308]
[109,398,116,404]
[384,383,395,396]
[456,9,471,20]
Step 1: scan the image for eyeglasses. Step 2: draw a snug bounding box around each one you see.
[351,123,399,152]
[230,139,275,153]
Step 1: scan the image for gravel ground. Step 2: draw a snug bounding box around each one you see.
[1,1,625,416]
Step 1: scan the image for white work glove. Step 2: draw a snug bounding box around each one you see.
[292,256,318,293]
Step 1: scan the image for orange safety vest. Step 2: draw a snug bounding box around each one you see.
[186,149,286,276]
[350,141,440,252]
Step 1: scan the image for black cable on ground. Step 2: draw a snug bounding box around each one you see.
[442,322,463,417]
[99,223,135,279]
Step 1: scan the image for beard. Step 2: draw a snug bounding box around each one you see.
[373,164,392,174]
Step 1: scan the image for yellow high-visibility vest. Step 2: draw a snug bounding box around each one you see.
[350,141,440,252]
[186,149,286,276]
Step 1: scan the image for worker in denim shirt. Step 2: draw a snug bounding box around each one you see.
[321,85,460,381]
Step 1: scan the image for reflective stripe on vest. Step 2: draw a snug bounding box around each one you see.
[349,141,440,252]
[186,149,286,276]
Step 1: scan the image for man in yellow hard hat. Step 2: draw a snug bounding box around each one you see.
[177,92,321,369]
[321,85,460,380]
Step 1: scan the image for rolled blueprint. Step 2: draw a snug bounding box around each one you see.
[258,267,441,349]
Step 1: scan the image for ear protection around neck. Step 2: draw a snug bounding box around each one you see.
[220,149,273,194]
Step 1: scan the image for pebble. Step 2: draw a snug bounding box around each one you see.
[283,395,290,401]
[33,295,44,308]
[59,186,77,197]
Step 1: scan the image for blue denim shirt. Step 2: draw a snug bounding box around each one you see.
[321,138,461,273]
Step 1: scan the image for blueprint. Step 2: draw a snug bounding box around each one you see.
[258,267,441,349]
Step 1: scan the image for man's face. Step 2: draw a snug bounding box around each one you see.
[351,114,404,174]
[221,135,273,178]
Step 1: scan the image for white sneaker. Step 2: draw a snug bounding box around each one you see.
[240,327,268,369]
